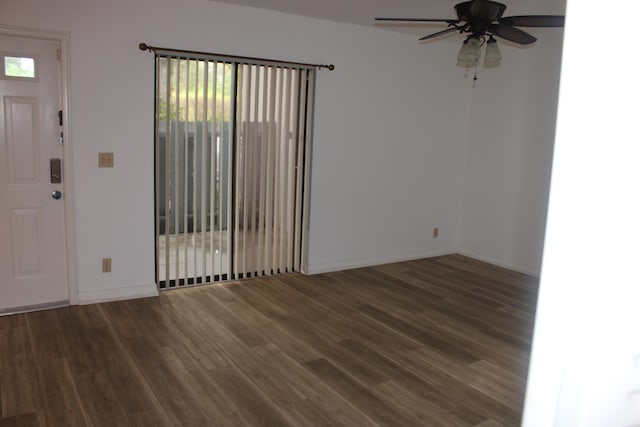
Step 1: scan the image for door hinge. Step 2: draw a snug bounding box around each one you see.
[58,110,63,126]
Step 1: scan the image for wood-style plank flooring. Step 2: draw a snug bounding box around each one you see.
[0,254,539,426]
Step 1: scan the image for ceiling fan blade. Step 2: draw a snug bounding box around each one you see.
[489,23,537,44]
[419,27,459,41]
[499,15,565,27]
[469,0,507,21]
[375,17,458,23]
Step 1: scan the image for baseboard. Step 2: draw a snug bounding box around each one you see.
[78,282,159,305]
[304,247,458,275]
[0,300,69,316]
[456,249,540,277]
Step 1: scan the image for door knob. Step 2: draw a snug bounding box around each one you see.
[51,191,62,200]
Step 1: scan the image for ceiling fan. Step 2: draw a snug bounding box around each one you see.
[375,0,564,67]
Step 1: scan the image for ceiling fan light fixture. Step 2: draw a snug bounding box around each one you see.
[457,37,482,62]
[484,37,502,67]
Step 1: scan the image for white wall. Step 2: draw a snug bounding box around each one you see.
[523,0,640,424]
[1,0,469,299]
[307,32,470,272]
[458,29,564,275]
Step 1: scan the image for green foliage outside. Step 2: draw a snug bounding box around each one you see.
[157,58,235,122]
[4,57,35,78]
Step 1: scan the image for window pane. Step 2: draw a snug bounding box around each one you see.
[4,56,36,78]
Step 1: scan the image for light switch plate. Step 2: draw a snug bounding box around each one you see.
[98,152,114,168]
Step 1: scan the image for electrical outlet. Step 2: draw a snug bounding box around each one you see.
[98,152,114,168]
[102,258,112,273]
[433,227,439,238]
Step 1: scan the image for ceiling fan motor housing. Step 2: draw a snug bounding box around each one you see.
[456,0,507,37]
[456,0,506,20]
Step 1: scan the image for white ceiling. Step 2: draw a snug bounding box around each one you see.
[209,0,567,37]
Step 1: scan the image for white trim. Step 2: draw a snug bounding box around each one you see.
[457,248,540,277]
[0,300,69,316]
[304,247,458,275]
[0,25,79,305]
[78,283,159,305]
[304,247,541,277]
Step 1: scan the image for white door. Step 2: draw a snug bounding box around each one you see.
[0,36,68,312]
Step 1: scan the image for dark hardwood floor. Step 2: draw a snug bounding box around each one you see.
[0,254,539,426]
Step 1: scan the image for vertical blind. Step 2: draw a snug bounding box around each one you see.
[155,54,315,289]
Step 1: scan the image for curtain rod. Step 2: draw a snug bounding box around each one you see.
[139,43,334,71]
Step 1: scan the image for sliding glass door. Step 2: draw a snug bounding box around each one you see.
[154,54,314,289]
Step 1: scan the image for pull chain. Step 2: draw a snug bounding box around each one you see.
[472,60,478,88]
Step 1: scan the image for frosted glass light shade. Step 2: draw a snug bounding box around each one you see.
[457,38,482,62]
[485,39,502,67]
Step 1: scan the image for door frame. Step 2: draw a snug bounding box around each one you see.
[0,24,78,305]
